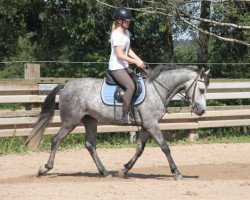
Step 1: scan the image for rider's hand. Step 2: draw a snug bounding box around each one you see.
[136,60,146,68]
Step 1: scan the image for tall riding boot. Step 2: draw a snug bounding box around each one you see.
[122,110,131,124]
[122,101,131,124]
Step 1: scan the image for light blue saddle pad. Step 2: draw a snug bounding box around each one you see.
[101,77,146,106]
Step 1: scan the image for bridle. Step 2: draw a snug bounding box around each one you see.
[184,69,206,112]
[152,68,206,112]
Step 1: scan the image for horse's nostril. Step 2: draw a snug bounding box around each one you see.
[200,110,205,115]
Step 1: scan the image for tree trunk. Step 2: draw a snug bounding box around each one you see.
[165,19,174,63]
[197,1,211,68]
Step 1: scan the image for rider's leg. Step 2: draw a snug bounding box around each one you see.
[110,68,135,123]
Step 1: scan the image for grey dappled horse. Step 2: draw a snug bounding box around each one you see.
[25,64,210,181]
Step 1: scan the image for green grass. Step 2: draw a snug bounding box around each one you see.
[0,128,249,155]
[0,103,24,110]
[0,132,136,155]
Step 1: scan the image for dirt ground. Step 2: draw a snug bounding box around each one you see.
[0,143,250,200]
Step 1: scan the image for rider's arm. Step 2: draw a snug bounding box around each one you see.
[115,46,145,68]
[128,48,142,62]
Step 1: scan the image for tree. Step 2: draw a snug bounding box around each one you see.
[0,0,114,78]
[97,0,250,78]
[97,0,175,63]
[208,1,250,78]
[197,1,211,68]
[0,0,41,78]
[97,0,250,47]
[0,0,249,79]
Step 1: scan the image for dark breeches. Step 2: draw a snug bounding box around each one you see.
[110,68,135,110]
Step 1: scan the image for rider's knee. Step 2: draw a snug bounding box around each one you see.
[128,82,135,92]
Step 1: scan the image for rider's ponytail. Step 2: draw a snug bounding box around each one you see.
[111,21,118,32]
[109,21,119,42]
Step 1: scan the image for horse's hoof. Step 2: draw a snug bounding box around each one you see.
[174,174,183,181]
[101,170,112,178]
[37,165,49,176]
[105,174,113,178]
[117,170,126,178]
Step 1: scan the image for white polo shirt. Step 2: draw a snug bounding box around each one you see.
[109,29,130,70]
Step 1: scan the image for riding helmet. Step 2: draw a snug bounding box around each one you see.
[114,7,135,22]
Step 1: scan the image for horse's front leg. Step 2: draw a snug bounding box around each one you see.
[146,122,183,181]
[118,130,150,178]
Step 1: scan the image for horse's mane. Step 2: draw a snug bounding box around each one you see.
[147,64,209,86]
[147,64,198,82]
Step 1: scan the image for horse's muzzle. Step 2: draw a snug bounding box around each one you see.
[199,109,206,116]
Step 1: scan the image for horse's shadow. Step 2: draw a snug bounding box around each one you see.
[44,171,199,180]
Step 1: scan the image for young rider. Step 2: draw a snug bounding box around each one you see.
[109,7,145,124]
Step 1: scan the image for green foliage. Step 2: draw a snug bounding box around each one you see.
[0,1,249,79]
[0,136,27,155]
[198,127,250,143]
[0,129,249,155]
[174,40,197,63]
[162,127,250,145]
[0,32,37,78]
[132,13,173,63]
[0,132,134,155]
[0,0,113,78]
[208,2,250,78]
[0,104,23,111]
[206,100,224,106]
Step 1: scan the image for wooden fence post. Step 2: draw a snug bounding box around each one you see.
[243,126,248,135]
[187,129,199,141]
[24,63,40,110]
[24,63,40,80]
[130,132,137,143]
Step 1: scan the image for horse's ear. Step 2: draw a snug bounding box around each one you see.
[200,68,205,78]
[205,69,210,75]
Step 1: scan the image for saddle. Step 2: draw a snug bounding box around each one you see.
[101,70,146,107]
[105,70,142,103]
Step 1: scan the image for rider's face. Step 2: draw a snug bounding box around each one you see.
[117,20,130,29]
[123,20,130,29]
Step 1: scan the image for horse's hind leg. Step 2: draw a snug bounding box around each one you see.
[118,130,150,178]
[82,116,111,177]
[38,123,75,176]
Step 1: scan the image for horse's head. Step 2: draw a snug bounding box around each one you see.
[184,68,210,116]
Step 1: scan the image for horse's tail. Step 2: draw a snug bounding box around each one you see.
[25,84,65,149]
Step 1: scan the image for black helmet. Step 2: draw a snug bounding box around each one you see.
[114,7,135,22]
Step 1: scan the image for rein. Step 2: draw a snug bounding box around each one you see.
[152,79,188,113]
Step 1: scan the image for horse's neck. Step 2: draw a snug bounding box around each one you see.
[155,69,196,104]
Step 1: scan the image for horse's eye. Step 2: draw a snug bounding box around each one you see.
[200,88,205,94]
